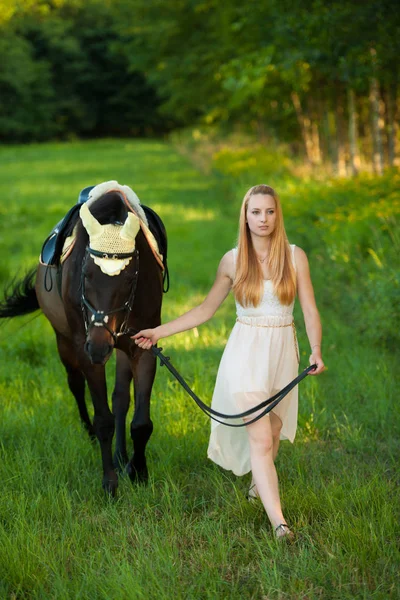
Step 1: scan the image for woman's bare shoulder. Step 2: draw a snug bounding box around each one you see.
[294,246,310,275]
[218,249,235,281]
[294,245,308,264]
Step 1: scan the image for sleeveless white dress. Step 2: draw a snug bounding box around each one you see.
[207,245,299,476]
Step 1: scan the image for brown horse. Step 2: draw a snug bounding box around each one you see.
[0,190,165,496]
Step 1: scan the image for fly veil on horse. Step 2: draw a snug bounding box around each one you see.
[0,182,168,496]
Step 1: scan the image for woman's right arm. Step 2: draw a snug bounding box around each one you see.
[133,251,234,349]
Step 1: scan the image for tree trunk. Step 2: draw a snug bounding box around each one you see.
[307,95,322,164]
[311,121,322,164]
[317,96,328,164]
[347,87,360,176]
[291,91,314,164]
[369,49,384,174]
[386,83,398,167]
[335,100,347,177]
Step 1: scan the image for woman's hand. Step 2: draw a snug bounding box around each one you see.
[132,328,160,350]
[308,348,325,375]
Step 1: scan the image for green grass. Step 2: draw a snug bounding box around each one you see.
[0,139,399,599]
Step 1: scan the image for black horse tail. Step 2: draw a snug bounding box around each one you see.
[0,269,40,318]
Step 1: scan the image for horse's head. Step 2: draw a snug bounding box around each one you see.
[79,192,141,365]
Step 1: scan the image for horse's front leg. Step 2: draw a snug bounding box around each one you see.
[56,332,95,440]
[126,347,156,484]
[83,364,118,496]
[112,350,133,471]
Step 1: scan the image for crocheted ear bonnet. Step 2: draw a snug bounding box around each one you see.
[80,203,140,276]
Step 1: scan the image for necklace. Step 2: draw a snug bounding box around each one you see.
[257,254,268,263]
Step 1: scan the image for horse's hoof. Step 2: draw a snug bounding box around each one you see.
[102,475,118,497]
[126,461,148,485]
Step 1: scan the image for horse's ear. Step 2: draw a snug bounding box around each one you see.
[120,213,140,241]
[80,203,102,237]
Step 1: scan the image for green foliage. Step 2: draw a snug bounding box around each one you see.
[0,31,57,140]
[0,0,165,141]
[2,0,400,168]
[116,0,400,131]
[213,145,293,180]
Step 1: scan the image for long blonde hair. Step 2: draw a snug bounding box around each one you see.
[232,184,296,307]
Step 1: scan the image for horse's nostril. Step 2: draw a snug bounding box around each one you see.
[84,340,114,364]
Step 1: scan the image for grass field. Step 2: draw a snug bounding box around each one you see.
[0,139,399,599]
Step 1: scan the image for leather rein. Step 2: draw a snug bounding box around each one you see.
[149,345,316,427]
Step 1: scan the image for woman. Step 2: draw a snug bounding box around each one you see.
[133,184,325,540]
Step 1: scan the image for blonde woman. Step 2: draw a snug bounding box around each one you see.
[133,184,325,540]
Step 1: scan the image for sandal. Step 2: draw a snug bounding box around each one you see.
[275,523,295,542]
[247,483,259,502]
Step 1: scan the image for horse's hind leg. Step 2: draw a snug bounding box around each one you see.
[56,332,95,439]
[112,350,133,471]
[127,348,156,484]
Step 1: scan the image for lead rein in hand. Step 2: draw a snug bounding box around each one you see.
[150,344,317,428]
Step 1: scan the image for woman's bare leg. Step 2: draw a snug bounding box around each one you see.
[271,412,282,460]
[245,413,289,533]
[249,412,282,496]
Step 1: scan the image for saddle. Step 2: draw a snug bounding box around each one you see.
[40,185,169,292]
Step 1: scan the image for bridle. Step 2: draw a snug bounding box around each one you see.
[80,246,139,343]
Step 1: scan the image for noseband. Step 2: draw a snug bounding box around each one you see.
[81,247,139,342]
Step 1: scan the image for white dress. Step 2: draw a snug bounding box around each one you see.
[207,245,299,476]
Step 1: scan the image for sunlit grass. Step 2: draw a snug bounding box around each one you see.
[0,139,398,599]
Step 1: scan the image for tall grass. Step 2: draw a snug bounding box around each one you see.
[0,139,398,599]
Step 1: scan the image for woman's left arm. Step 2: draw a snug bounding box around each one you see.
[295,246,325,375]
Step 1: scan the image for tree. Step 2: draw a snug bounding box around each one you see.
[0,0,166,141]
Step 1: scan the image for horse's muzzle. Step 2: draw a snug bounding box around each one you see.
[84,340,114,365]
